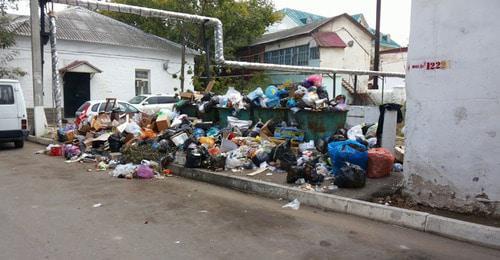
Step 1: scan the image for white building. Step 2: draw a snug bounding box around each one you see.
[239,10,404,105]
[404,0,500,215]
[3,6,196,120]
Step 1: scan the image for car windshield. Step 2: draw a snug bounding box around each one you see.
[129,96,147,104]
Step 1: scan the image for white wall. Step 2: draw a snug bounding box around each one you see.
[404,0,500,215]
[319,48,345,69]
[320,16,373,92]
[4,36,195,108]
[266,15,298,34]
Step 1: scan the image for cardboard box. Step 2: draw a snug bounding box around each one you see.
[66,130,76,142]
[179,92,194,100]
[155,113,170,131]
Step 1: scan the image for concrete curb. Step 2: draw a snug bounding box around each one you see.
[27,135,55,146]
[168,164,500,249]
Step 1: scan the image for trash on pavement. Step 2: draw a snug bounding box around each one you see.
[282,199,301,210]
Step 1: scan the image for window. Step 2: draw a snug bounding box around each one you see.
[145,97,159,104]
[158,96,179,103]
[121,102,139,113]
[310,47,320,60]
[91,103,100,112]
[135,70,150,96]
[129,95,147,104]
[264,45,310,66]
[0,85,14,105]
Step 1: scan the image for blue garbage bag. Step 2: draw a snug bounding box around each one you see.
[328,140,368,175]
[265,85,278,98]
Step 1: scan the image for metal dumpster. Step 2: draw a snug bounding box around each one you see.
[177,104,198,118]
[288,110,347,141]
[217,107,252,127]
[252,107,288,124]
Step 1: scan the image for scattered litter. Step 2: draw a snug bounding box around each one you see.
[93,203,102,208]
[282,199,300,210]
[199,210,208,213]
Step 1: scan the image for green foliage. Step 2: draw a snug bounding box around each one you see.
[205,71,272,95]
[105,0,280,93]
[0,0,25,79]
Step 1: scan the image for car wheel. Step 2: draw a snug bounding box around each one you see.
[14,140,24,148]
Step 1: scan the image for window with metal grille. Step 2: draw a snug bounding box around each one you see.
[135,69,150,96]
[310,47,320,60]
[264,45,309,66]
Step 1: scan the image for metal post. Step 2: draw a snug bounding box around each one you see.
[381,76,385,104]
[30,0,47,136]
[180,23,185,92]
[332,73,336,98]
[202,20,211,85]
[49,12,62,128]
[373,0,382,89]
[354,75,358,94]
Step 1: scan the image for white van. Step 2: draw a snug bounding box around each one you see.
[0,79,28,148]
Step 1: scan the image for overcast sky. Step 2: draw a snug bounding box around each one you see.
[10,0,412,45]
[273,0,412,46]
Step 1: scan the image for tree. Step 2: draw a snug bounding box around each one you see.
[105,0,281,92]
[0,0,26,78]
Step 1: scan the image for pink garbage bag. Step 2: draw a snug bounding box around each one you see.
[136,164,154,179]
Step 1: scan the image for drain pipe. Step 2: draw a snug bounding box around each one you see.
[51,0,405,78]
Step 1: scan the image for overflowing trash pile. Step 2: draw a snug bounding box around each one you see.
[40,75,402,192]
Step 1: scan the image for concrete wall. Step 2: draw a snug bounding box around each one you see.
[319,48,345,69]
[3,36,195,108]
[404,0,500,215]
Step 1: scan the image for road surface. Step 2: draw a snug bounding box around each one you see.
[0,142,498,259]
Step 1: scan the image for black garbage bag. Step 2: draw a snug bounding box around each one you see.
[334,162,366,188]
[108,134,122,153]
[270,139,296,170]
[315,139,328,154]
[317,86,329,100]
[160,153,175,168]
[185,148,203,168]
[302,161,324,185]
[207,154,226,171]
[286,166,304,183]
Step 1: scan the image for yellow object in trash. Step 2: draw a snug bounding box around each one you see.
[199,137,215,147]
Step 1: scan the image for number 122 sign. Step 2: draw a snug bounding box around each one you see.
[409,60,449,71]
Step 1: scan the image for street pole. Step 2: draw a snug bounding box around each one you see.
[49,11,62,128]
[180,23,185,92]
[202,20,211,86]
[30,0,47,136]
[373,0,381,90]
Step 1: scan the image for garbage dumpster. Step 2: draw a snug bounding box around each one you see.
[217,107,252,127]
[289,110,347,141]
[252,107,288,124]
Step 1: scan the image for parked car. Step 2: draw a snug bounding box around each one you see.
[0,79,29,148]
[75,100,141,122]
[129,94,179,115]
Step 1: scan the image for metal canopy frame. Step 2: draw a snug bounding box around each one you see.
[51,0,405,78]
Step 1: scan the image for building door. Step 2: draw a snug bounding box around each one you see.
[63,72,90,118]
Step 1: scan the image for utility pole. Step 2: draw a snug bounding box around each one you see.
[180,23,185,92]
[202,20,211,86]
[30,0,46,136]
[373,0,382,89]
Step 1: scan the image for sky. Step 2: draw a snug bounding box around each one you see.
[273,0,412,46]
[9,0,412,45]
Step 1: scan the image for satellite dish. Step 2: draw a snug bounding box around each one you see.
[347,40,354,47]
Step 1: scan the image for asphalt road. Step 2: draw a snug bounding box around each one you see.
[0,142,499,260]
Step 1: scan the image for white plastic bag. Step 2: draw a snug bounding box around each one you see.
[124,121,142,136]
[282,199,300,210]
[347,124,365,141]
[227,116,253,132]
[299,140,315,152]
[111,163,136,178]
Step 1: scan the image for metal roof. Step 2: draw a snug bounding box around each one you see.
[9,7,198,54]
[251,13,374,47]
[280,8,326,26]
[312,32,346,48]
